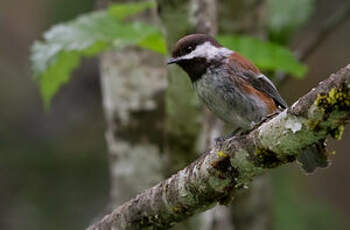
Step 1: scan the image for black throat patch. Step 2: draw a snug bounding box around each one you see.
[177,57,209,82]
[170,34,222,82]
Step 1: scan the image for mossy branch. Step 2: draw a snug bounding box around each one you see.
[87,64,350,230]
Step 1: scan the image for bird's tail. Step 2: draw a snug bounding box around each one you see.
[296,140,330,174]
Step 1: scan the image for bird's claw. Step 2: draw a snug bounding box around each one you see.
[215,136,226,145]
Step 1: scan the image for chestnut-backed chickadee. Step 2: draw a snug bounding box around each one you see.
[167,34,328,173]
[168,34,287,131]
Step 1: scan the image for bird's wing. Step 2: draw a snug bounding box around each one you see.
[243,71,288,109]
[228,52,288,109]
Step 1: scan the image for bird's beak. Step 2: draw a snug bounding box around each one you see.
[167,57,181,64]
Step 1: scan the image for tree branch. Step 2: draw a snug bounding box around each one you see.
[87,64,350,230]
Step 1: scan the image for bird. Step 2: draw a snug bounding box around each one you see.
[167,34,287,133]
[167,34,328,173]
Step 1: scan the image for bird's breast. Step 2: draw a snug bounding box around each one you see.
[193,71,273,130]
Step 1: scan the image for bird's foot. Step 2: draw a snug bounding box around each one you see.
[251,111,280,130]
[214,128,243,145]
[215,136,226,145]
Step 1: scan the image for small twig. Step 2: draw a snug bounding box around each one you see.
[297,1,350,61]
[275,2,350,85]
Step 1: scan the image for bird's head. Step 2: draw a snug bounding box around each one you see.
[167,34,232,81]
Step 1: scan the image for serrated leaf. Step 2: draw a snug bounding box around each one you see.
[31,1,163,107]
[217,35,307,78]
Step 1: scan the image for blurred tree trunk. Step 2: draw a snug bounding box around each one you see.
[218,0,268,38]
[98,0,167,208]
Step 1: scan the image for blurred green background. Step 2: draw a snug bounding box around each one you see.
[0,0,349,229]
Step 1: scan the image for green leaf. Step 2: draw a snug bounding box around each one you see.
[108,0,156,20]
[217,35,307,78]
[137,32,167,55]
[31,1,164,107]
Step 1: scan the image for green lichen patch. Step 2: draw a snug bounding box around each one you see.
[251,148,295,168]
[210,150,240,205]
[306,119,321,132]
[172,205,188,214]
[308,85,349,137]
[315,86,350,113]
[296,141,329,173]
[217,150,228,158]
[330,124,344,140]
[229,149,265,191]
[137,213,170,229]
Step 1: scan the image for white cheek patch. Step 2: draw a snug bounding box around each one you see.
[181,41,233,61]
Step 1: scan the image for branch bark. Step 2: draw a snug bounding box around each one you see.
[87,64,350,230]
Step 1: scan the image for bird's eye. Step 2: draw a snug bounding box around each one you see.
[188,46,193,51]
